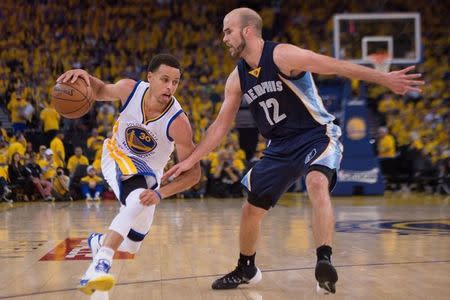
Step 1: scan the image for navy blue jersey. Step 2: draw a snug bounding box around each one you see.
[237,41,335,139]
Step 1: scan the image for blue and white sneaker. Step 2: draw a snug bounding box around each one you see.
[87,233,104,259]
[78,259,115,295]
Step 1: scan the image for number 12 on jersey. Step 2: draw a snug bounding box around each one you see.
[259,98,287,125]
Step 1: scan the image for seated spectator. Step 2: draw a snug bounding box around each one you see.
[0,165,12,203]
[25,153,54,201]
[8,152,32,201]
[67,147,89,176]
[81,165,104,201]
[52,167,72,201]
[38,149,58,181]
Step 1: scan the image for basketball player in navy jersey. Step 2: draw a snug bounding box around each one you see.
[163,8,423,294]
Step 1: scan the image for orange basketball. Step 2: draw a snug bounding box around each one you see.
[51,78,94,119]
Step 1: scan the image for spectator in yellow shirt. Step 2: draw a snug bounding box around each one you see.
[38,149,57,180]
[7,133,26,163]
[0,164,12,202]
[377,127,396,158]
[81,165,104,201]
[87,129,104,160]
[52,167,72,201]
[37,145,47,161]
[50,132,65,168]
[40,103,60,146]
[7,93,29,134]
[67,147,89,176]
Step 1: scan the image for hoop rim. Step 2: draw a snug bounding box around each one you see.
[368,52,392,72]
[367,52,392,64]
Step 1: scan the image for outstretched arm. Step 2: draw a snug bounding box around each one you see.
[161,67,242,181]
[274,44,424,95]
[57,69,136,104]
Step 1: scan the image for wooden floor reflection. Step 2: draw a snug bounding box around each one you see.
[0,192,448,299]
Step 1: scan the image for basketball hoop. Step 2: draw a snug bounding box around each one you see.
[368,53,392,73]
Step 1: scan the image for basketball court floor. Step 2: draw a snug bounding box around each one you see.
[0,193,448,299]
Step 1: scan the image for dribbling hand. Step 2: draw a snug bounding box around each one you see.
[57,69,91,86]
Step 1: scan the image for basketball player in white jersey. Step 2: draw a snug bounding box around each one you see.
[57,54,201,295]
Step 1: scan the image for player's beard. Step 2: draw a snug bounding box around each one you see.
[230,31,246,58]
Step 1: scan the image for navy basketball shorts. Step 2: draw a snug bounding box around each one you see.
[241,125,343,210]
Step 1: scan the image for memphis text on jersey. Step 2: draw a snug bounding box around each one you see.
[243,80,283,104]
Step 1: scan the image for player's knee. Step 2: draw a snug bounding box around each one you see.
[242,201,267,219]
[306,171,329,192]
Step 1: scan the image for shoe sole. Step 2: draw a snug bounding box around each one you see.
[316,282,334,295]
[248,268,262,285]
[78,275,115,295]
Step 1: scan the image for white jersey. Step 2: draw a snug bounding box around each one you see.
[102,80,183,185]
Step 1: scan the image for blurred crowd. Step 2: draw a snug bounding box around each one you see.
[0,0,448,201]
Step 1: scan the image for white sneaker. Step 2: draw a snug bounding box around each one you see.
[85,194,93,201]
[45,195,55,201]
[88,233,104,258]
[94,192,101,201]
[78,259,115,295]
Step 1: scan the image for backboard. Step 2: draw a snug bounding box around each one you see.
[333,13,421,65]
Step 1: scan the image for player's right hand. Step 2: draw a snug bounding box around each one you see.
[162,159,195,183]
[57,69,91,86]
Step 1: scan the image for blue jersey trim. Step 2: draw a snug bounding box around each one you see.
[166,109,183,141]
[120,80,141,113]
[115,163,125,205]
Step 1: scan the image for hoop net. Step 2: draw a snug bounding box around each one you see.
[368,53,392,73]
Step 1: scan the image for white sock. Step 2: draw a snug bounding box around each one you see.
[95,246,114,264]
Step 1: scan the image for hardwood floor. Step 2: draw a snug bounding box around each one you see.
[0,192,448,299]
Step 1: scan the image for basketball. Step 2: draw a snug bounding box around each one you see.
[51,78,93,119]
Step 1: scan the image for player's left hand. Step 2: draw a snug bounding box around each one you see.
[139,189,162,206]
[385,66,424,95]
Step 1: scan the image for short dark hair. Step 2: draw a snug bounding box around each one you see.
[147,54,181,72]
